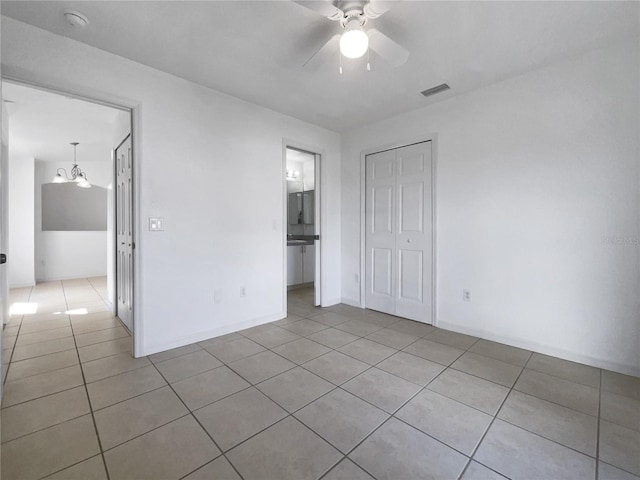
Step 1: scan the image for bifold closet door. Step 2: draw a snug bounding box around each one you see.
[365,149,396,315]
[365,141,432,323]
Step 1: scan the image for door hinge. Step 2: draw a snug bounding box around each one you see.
[0,253,6,264]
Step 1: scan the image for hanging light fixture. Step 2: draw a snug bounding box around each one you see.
[51,142,92,188]
[340,16,369,59]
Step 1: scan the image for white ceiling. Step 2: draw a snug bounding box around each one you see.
[3,81,127,163]
[2,1,638,132]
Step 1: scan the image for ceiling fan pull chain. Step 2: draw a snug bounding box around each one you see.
[367,48,371,71]
[339,52,343,75]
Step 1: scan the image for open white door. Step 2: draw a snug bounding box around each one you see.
[115,134,133,331]
[1,96,9,390]
[314,153,321,306]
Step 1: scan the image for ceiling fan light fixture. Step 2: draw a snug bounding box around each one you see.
[340,19,369,59]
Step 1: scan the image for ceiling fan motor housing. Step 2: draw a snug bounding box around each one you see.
[338,1,368,26]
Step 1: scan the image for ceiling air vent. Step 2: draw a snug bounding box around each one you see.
[421,83,450,98]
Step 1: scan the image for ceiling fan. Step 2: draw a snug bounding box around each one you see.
[293,0,409,71]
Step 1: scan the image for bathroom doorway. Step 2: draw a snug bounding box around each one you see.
[285,146,320,311]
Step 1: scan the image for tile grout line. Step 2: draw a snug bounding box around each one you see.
[86,276,111,309]
[595,368,602,480]
[164,312,438,480]
[61,278,113,480]
[4,336,134,392]
[261,315,604,428]
[6,288,631,479]
[3,285,35,385]
[146,357,248,480]
[332,337,478,478]
[174,312,608,480]
[523,364,602,390]
[318,341,476,480]
[458,350,534,479]
[7,323,129,365]
[1,384,167,446]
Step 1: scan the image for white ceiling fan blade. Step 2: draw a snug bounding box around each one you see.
[367,28,409,67]
[303,34,340,70]
[363,0,397,19]
[292,1,343,21]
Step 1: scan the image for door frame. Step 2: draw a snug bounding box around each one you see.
[1,76,142,355]
[282,139,325,312]
[359,134,438,325]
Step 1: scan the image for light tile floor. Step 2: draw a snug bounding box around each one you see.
[2,282,639,480]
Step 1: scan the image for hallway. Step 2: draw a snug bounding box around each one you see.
[1,280,639,479]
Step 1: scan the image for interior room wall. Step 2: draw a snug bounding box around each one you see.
[34,159,112,282]
[8,148,35,288]
[1,17,342,356]
[341,39,640,376]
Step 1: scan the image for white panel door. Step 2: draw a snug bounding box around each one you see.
[115,135,133,331]
[395,142,432,322]
[1,100,8,392]
[365,149,396,315]
[313,154,321,306]
[365,141,433,323]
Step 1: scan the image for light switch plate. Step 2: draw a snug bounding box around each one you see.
[149,217,164,231]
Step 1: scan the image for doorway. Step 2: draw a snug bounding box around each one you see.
[2,80,134,338]
[285,146,321,310]
[364,140,435,323]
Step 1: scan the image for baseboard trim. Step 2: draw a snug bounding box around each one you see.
[9,282,36,289]
[36,273,108,283]
[436,320,640,377]
[340,297,362,308]
[320,296,341,308]
[139,311,285,358]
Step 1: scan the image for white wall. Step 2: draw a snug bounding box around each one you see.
[1,17,342,356]
[34,160,112,282]
[341,40,640,376]
[8,148,34,287]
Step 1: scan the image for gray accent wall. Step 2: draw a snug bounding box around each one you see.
[42,183,107,231]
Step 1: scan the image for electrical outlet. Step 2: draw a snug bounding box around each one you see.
[463,289,471,302]
[354,273,359,283]
[240,286,246,297]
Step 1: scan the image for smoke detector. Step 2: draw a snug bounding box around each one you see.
[64,10,89,29]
